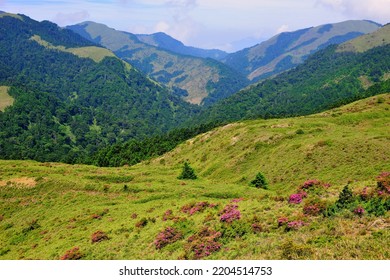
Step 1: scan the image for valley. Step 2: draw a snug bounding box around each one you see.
[0,94,389,260]
[0,10,389,260]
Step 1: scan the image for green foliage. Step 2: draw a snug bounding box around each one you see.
[193,43,390,126]
[249,172,268,189]
[178,162,197,180]
[336,185,355,208]
[0,15,199,164]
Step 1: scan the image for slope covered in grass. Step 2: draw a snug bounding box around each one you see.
[0,95,389,260]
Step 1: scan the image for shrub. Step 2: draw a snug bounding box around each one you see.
[303,204,322,216]
[288,193,304,204]
[286,220,305,231]
[249,172,268,189]
[91,230,109,243]
[377,172,390,193]
[296,129,305,135]
[353,206,365,217]
[219,204,241,223]
[162,209,174,221]
[23,219,40,233]
[301,179,321,190]
[186,227,222,259]
[181,202,216,215]
[336,185,355,208]
[154,227,182,249]
[277,217,289,227]
[178,162,197,180]
[60,247,83,260]
[135,217,148,228]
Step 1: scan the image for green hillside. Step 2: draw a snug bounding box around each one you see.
[0,94,388,260]
[223,20,381,81]
[0,13,198,163]
[193,25,390,126]
[338,23,390,53]
[68,22,248,105]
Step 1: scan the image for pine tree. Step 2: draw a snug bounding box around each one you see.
[178,162,197,180]
[250,172,268,189]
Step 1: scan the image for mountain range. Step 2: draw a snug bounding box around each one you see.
[67,21,248,105]
[0,11,389,166]
[223,20,381,81]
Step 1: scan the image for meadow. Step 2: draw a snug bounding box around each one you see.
[0,94,389,260]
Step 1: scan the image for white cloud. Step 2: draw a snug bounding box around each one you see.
[276,24,290,33]
[53,10,90,26]
[316,0,390,23]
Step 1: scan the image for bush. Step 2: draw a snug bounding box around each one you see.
[336,185,355,208]
[186,227,222,259]
[249,172,268,189]
[178,162,197,180]
[219,204,241,223]
[91,230,109,243]
[377,172,390,193]
[154,227,182,249]
[60,247,83,260]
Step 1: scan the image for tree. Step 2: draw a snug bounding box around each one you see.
[250,172,268,189]
[178,162,197,180]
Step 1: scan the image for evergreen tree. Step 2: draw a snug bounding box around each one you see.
[178,162,197,180]
[250,172,268,189]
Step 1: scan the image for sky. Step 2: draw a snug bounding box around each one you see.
[1,0,389,52]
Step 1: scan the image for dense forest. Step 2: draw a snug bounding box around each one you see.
[0,14,199,163]
[192,44,390,125]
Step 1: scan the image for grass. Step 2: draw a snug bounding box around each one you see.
[30,35,116,63]
[0,86,13,111]
[338,24,390,53]
[0,94,389,260]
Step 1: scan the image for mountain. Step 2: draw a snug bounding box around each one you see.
[136,32,228,60]
[192,24,390,126]
[0,12,199,163]
[0,94,389,260]
[67,22,248,105]
[223,20,381,81]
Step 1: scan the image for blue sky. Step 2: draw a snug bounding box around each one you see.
[1,0,389,52]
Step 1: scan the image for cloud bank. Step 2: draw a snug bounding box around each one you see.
[316,0,390,23]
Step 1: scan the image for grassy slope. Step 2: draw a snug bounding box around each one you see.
[338,24,390,53]
[0,94,389,260]
[30,35,116,63]
[0,86,13,111]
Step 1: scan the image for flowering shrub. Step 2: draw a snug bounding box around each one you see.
[181,202,216,215]
[286,220,305,231]
[219,204,241,223]
[277,217,289,227]
[288,193,303,204]
[303,204,322,216]
[231,198,244,203]
[91,230,109,243]
[354,206,365,217]
[135,217,148,228]
[301,179,321,190]
[186,227,222,259]
[154,227,182,249]
[162,209,174,221]
[60,247,83,260]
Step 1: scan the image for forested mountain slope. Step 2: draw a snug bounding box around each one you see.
[223,20,381,81]
[193,24,390,125]
[0,13,199,163]
[68,22,248,105]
